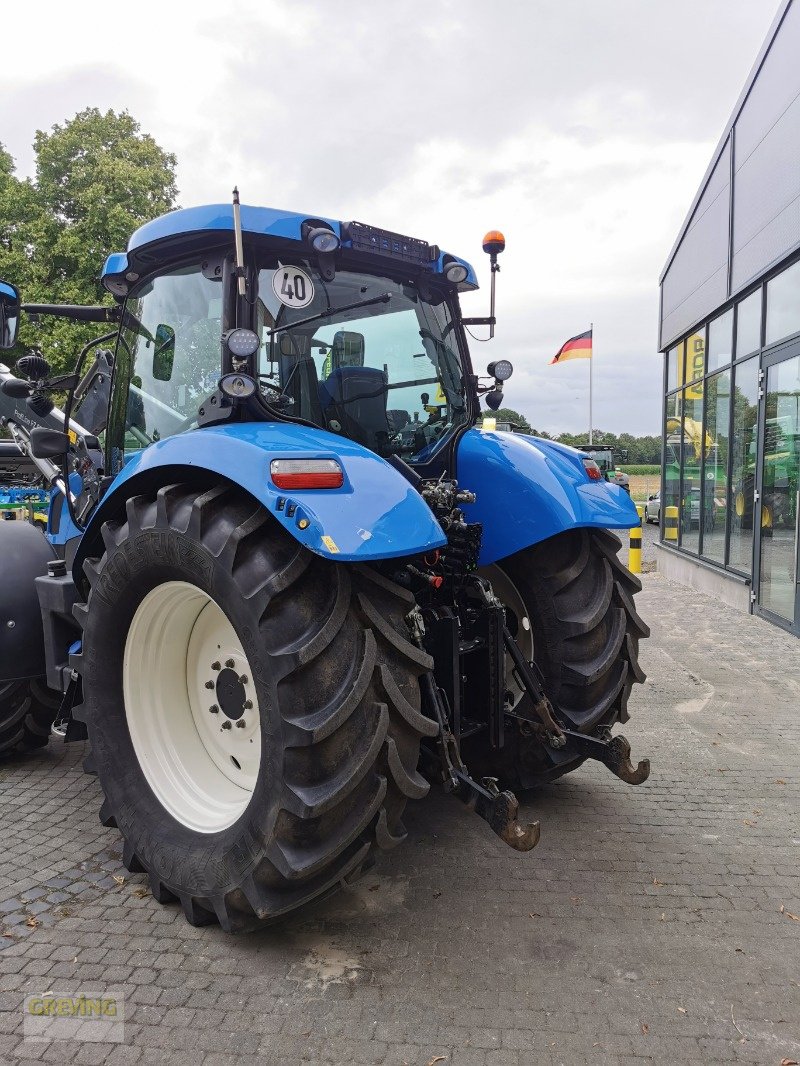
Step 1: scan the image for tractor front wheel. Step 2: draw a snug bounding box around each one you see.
[74,482,435,930]
[468,527,649,789]
[0,679,60,757]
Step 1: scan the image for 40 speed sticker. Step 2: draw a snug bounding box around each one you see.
[272,264,315,309]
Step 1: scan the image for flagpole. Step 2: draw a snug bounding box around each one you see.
[589,322,593,445]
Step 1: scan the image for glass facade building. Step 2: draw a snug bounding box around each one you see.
[659,0,800,635]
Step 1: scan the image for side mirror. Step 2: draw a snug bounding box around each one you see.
[279,333,311,357]
[152,324,175,381]
[0,280,21,351]
[30,428,69,460]
[331,330,365,370]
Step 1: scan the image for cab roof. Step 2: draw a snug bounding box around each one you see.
[101,203,478,297]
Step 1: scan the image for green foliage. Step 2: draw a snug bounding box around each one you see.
[617,464,660,475]
[555,429,662,464]
[0,109,177,376]
[489,407,534,433]
[0,144,37,288]
[485,411,660,457]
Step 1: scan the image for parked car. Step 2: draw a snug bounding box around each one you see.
[644,491,660,523]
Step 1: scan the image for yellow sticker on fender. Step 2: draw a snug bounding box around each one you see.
[321,535,340,553]
[67,429,78,444]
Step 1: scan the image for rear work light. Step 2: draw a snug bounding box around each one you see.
[582,457,604,481]
[270,459,344,490]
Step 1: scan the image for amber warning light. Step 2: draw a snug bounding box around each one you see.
[462,229,507,340]
[482,230,506,257]
[270,459,344,490]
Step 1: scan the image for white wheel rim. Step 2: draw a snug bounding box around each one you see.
[123,581,261,833]
[479,564,534,712]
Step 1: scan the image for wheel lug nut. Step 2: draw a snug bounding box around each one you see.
[205,681,214,690]
[211,661,220,671]
[236,719,246,728]
[225,659,235,669]
[243,700,253,710]
[209,705,219,714]
[239,674,248,685]
[221,721,232,730]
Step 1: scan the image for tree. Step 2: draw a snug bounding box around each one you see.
[490,406,533,433]
[3,109,177,375]
[0,143,37,289]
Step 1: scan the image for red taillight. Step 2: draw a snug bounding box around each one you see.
[582,457,603,481]
[270,459,344,490]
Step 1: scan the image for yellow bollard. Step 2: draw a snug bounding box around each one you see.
[664,504,679,543]
[629,506,643,573]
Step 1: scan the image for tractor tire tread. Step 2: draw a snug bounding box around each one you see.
[75,480,434,930]
[0,679,59,757]
[467,526,647,788]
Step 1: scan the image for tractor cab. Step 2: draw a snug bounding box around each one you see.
[98,206,501,482]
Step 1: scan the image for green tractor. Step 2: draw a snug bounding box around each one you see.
[734,415,799,530]
[664,416,718,534]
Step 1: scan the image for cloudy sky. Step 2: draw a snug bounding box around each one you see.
[0,0,780,435]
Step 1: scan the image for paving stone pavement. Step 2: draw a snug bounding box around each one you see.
[0,571,798,1065]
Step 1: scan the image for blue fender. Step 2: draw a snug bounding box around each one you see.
[456,429,640,566]
[73,422,446,577]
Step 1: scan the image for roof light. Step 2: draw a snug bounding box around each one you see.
[582,457,603,481]
[444,260,469,284]
[308,227,340,254]
[270,459,344,490]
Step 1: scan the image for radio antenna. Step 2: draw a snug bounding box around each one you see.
[232,187,247,297]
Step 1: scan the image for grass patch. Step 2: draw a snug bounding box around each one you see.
[617,464,660,475]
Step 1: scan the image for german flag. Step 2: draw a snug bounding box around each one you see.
[550,329,592,364]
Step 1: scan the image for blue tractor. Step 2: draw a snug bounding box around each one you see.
[0,201,649,930]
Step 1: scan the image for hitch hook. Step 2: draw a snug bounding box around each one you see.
[598,733,651,785]
[560,729,650,785]
[454,771,540,852]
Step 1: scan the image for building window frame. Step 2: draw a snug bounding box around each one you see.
[661,246,800,590]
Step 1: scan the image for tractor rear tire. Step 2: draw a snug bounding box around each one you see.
[73,482,436,931]
[468,527,649,789]
[0,678,60,757]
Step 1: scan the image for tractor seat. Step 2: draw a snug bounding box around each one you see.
[319,366,391,456]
